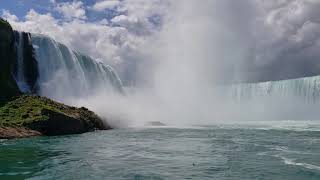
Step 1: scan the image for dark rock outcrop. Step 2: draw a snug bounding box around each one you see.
[0,18,39,102]
[0,18,20,103]
[0,127,42,139]
[0,95,111,139]
[28,108,107,136]
[145,121,166,127]
[13,31,39,93]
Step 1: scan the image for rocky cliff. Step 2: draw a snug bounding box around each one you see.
[0,18,111,139]
[0,18,20,103]
[0,95,110,139]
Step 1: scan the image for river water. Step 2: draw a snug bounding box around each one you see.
[1,122,319,180]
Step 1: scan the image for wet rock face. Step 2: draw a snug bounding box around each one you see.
[0,18,20,102]
[28,108,109,136]
[28,109,90,136]
[0,127,42,139]
[0,18,39,103]
[145,121,166,127]
[13,31,39,93]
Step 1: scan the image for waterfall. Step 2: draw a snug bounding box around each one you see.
[207,76,320,120]
[30,34,124,102]
[14,31,30,93]
[221,76,320,103]
[13,31,124,102]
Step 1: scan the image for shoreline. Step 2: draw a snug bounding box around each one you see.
[0,127,42,139]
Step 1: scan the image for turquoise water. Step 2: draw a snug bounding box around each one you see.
[1,124,320,180]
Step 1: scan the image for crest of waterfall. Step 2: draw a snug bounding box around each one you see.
[29,34,124,102]
[222,76,320,104]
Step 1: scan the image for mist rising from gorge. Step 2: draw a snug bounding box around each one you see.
[72,0,320,127]
[5,0,320,127]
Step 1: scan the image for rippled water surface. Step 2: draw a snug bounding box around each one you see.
[1,123,320,180]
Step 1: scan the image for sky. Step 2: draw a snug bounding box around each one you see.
[2,0,320,84]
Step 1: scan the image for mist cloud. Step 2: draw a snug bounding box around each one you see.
[2,0,320,125]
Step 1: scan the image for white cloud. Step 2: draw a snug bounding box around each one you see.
[99,18,109,25]
[111,15,153,36]
[55,1,87,20]
[8,9,61,36]
[119,0,168,19]
[2,8,145,70]
[92,0,120,11]
[2,10,18,21]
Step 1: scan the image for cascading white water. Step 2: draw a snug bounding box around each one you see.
[222,76,320,103]
[14,31,30,93]
[206,76,320,121]
[30,34,124,102]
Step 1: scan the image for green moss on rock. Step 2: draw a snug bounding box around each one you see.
[0,95,110,138]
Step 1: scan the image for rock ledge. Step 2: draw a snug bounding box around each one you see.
[0,95,110,139]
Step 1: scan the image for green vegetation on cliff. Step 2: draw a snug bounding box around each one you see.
[0,95,110,137]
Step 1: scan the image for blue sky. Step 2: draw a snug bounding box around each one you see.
[1,0,52,18]
[1,0,125,24]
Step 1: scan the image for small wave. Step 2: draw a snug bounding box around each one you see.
[280,157,320,171]
[271,146,289,152]
[270,146,314,155]
[192,121,320,132]
[257,151,268,156]
[0,171,32,176]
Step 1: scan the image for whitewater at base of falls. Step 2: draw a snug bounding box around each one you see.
[207,76,320,121]
[223,76,320,103]
[76,75,320,127]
